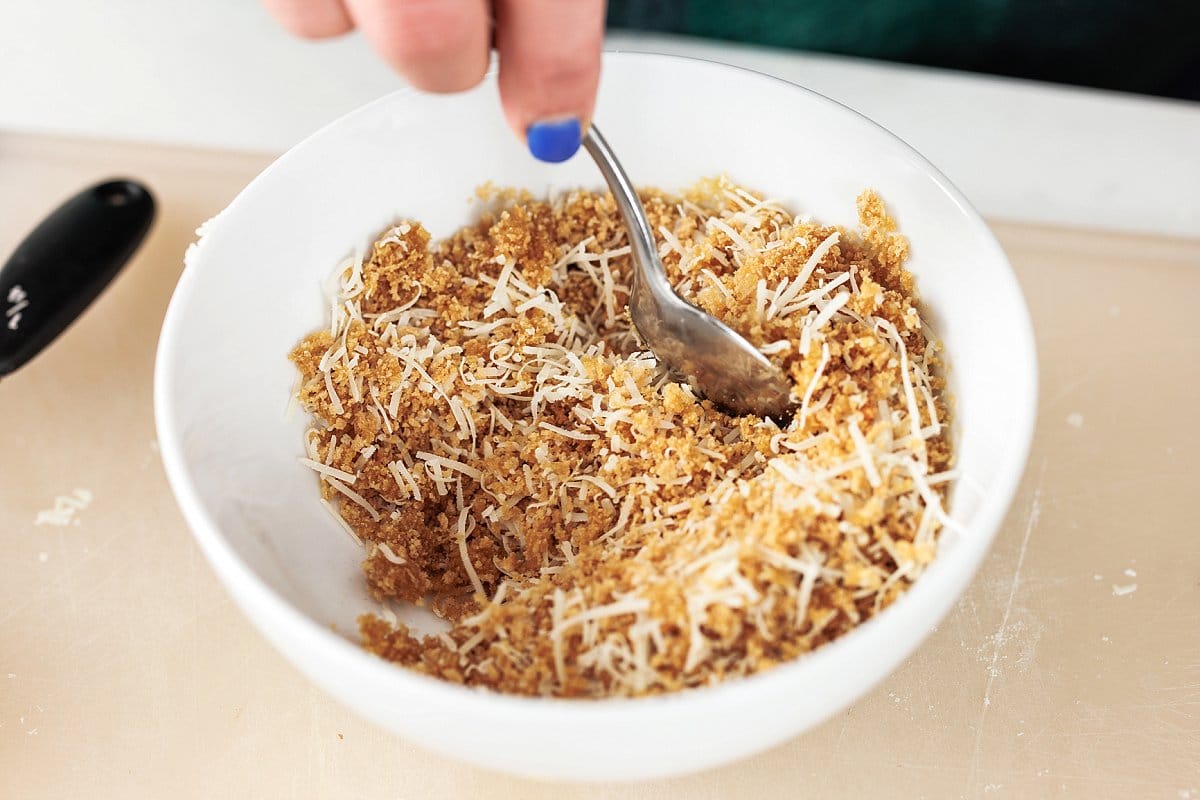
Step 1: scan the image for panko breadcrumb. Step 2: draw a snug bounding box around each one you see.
[289,177,952,698]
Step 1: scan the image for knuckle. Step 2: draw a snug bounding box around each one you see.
[267,1,350,39]
[383,2,476,67]
[292,21,351,41]
[409,63,487,93]
[533,49,600,91]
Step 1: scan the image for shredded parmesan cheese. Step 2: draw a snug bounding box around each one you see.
[290,178,953,698]
[298,457,357,484]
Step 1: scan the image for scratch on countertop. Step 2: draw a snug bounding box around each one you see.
[142,439,161,469]
[1014,623,1043,674]
[814,710,853,798]
[984,481,1043,702]
[966,461,1044,793]
[1045,368,1098,409]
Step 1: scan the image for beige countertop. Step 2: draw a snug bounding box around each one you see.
[1,132,1197,799]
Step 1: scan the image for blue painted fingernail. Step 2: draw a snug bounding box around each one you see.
[527,117,582,163]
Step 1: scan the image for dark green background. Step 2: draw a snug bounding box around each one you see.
[607,0,1200,101]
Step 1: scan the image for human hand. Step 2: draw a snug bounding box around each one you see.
[261,0,605,162]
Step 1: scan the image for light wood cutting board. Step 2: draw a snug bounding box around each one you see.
[1,132,1197,800]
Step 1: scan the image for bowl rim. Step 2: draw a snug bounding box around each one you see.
[154,50,1038,721]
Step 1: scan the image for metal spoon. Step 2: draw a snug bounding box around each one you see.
[581,126,794,419]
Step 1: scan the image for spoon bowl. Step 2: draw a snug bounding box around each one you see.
[582,127,795,419]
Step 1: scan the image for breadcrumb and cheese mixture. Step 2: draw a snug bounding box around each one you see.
[289,177,953,698]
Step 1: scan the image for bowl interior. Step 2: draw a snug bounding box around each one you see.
[156,52,1035,778]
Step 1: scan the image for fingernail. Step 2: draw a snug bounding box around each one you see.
[526,117,582,163]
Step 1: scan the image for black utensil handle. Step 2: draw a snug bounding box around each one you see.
[0,179,155,377]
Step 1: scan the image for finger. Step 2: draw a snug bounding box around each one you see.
[494,0,605,161]
[261,0,354,39]
[344,0,491,93]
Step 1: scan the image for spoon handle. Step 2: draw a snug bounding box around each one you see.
[580,125,795,419]
[581,127,673,296]
[0,179,155,377]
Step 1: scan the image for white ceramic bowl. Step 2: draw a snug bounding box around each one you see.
[155,52,1036,782]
